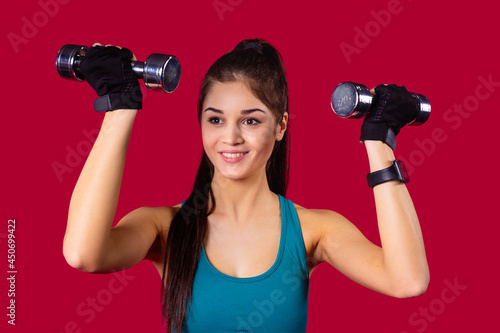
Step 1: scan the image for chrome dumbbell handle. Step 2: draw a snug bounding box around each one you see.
[330,82,431,126]
[56,44,181,93]
[133,53,181,93]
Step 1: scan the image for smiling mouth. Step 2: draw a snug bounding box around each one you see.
[220,152,248,158]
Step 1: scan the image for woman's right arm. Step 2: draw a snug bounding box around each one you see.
[63,109,173,273]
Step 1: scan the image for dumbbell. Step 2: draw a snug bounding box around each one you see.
[56,44,181,93]
[330,82,431,126]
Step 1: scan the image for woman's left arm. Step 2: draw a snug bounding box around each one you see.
[307,140,429,298]
[307,85,429,298]
[363,139,429,296]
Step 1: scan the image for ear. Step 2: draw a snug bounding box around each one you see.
[275,112,288,141]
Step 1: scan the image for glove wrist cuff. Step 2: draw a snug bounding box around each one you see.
[94,91,143,112]
[360,123,397,150]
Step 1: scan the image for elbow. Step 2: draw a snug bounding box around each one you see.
[392,275,430,298]
[63,245,100,273]
[394,283,428,299]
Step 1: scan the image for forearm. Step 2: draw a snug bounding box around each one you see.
[365,140,429,295]
[64,110,137,270]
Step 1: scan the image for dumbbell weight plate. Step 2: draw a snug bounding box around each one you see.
[331,82,373,119]
[408,93,431,126]
[56,44,88,81]
[142,54,181,93]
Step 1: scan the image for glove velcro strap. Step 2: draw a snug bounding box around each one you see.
[360,123,397,150]
[94,92,143,112]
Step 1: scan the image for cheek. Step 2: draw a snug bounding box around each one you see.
[200,123,277,152]
[245,127,276,150]
[201,126,217,147]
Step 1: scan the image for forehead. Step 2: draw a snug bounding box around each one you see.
[203,81,268,113]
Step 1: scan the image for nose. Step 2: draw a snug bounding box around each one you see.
[222,123,244,145]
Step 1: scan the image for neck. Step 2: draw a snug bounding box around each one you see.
[209,168,277,224]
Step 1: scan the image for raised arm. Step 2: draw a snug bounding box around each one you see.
[62,45,166,273]
[308,84,429,298]
[64,110,135,271]
[366,139,428,296]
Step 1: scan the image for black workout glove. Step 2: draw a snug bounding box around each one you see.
[79,45,142,112]
[360,84,419,150]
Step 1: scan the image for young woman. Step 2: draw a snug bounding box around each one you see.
[63,39,429,332]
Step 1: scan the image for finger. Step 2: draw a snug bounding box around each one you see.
[121,47,136,61]
[92,42,102,47]
[370,83,390,96]
[370,84,387,96]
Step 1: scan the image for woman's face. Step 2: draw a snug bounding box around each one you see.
[201,81,287,181]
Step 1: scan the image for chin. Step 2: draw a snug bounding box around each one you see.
[216,169,250,181]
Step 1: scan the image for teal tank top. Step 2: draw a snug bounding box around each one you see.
[182,194,309,332]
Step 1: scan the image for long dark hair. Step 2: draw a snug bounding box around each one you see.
[160,38,290,333]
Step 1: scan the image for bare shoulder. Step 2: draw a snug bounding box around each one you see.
[134,204,182,240]
[292,202,355,260]
[113,204,182,267]
[292,203,350,230]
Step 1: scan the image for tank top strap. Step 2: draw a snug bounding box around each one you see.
[278,194,309,278]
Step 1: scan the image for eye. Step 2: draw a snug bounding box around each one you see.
[244,118,261,125]
[208,116,223,124]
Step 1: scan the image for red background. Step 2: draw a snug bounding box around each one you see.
[2,0,498,332]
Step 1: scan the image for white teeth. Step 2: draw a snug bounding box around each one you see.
[221,152,246,158]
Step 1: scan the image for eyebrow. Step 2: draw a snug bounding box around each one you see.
[203,107,266,115]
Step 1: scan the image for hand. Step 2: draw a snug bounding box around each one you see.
[79,43,142,112]
[360,84,419,148]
